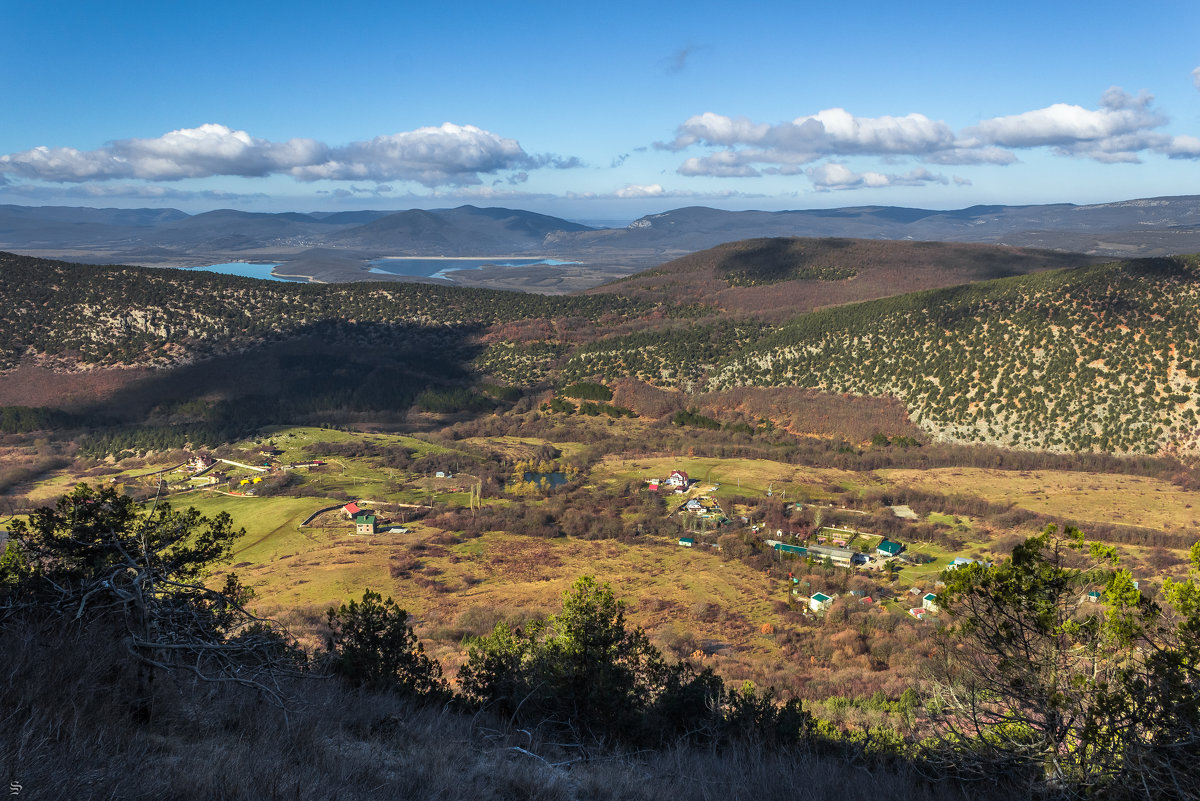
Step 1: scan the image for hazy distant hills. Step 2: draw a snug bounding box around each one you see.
[551,196,1200,261]
[2,195,1200,285]
[0,204,596,265]
[322,206,594,253]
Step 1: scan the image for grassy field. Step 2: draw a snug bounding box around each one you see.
[20,425,1200,700]
[879,467,1200,536]
[241,425,451,460]
[236,524,790,675]
[593,454,876,501]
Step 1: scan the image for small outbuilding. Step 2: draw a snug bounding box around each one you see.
[809,592,834,613]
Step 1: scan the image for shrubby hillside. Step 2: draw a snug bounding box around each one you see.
[7,248,1200,456]
[710,256,1200,455]
[591,236,1093,319]
[0,252,652,371]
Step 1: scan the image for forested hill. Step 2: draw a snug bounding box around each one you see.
[568,255,1200,456]
[591,236,1095,319]
[8,250,1200,458]
[0,252,653,371]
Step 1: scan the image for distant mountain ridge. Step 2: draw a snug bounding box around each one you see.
[2,196,1200,284]
[0,204,597,262]
[550,196,1200,259]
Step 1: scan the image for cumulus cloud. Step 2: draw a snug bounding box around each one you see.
[1162,135,1200,158]
[677,151,763,177]
[961,88,1167,162]
[613,184,666,198]
[660,108,955,157]
[0,124,326,182]
[664,86,1199,176]
[807,163,948,191]
[0,122,579,188]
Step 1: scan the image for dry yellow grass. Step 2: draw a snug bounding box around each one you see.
[594,454,877,498]
[878,467,1200,536]
[232,521,790,676]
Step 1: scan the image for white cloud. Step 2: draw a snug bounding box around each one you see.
[664,86,1197,176]
[661,112,772,150]
[290,123,545,186]
[0,124,326,182]
[677,151,763,177]
[614,184,666,198]
[660,108,954,162]
[807,163,948,191]
[1162,135,1200,158]
[963,89,1165,162]
[1193,66,1200,91]
[0,123,578,188]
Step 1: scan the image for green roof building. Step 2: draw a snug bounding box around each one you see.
[876,539,904,557]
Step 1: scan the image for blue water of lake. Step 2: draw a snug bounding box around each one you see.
[368,258,579,281]
[519,471,569,488]
[187,263,308,282]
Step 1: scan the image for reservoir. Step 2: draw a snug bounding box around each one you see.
[368,257,579,281]
[185,263,308,282]
[511,471,570,490]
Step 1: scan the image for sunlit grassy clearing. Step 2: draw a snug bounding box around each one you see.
[879,467,1200,534]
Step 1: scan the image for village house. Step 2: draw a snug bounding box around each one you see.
[876,539,904,558]
[663,470,690,489]
[354,515,376,535]
[922,593,940,612]
[188,454,214,474]
[343,502,361,517]
[808,592,834,613]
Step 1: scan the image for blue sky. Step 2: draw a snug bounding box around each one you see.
[2,0,1199,220]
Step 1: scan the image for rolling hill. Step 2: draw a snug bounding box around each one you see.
[589,236,1096,318]
[5,247,1200,458]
